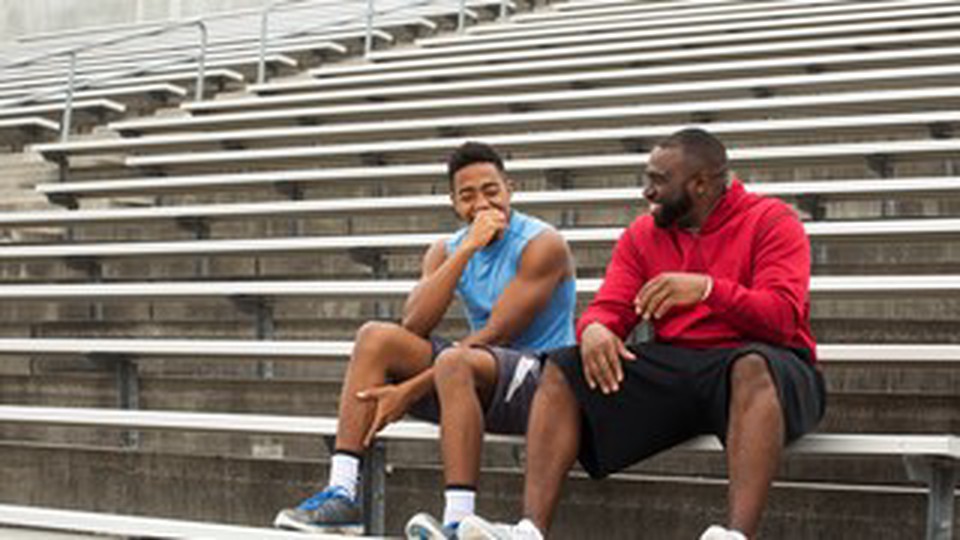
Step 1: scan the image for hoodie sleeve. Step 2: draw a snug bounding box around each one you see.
[576,223,644,341]
[703,205,810,345]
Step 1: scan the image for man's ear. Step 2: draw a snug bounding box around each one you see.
[505,176,516,193]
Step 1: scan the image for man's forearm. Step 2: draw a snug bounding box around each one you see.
[402,246,475,335]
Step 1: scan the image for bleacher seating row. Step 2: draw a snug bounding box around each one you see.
[0,0,957,538]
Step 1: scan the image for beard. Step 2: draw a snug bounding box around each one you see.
[652,191,694,228]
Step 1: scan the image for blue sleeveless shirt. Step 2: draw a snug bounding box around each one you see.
[445,210,576,352]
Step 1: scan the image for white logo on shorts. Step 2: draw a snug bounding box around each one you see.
[505,355,539,403]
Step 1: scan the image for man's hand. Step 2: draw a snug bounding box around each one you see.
[635,272,711,321]
[580,322,636,394]
[356,382,415,447]
[461,209,508,252]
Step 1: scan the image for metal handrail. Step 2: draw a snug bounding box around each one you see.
[256,0,492,84]
[0,18,209,142]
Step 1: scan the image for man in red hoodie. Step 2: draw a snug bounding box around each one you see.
[459,129,826,540]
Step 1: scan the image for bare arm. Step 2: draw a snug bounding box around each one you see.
[460,229,573,347]
[402,209,507,337]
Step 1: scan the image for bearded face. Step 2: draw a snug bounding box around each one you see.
[652,187,694,229]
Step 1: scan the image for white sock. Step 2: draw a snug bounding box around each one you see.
[442,487,476,526]
[327,453,360,500]
[517,519,544,540]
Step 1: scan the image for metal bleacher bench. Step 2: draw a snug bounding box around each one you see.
[315,15,960,77]
[0,275,955,302]
[33,140,960,202]
[3,177,957,226]
[179,61,960,116]
[33,90,960,157]
[0,503,359,540]
[41,109,960,169]
[0,219,955,262]
[377,1,960,59]
[416,0,958,49]
[252,28,960,94]
[0,406,955,539]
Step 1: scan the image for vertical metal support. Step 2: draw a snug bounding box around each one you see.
[458,0,468,32]
[60,51,77,143]
[500,0,509,20]
[195,21,209,102]
[365,0,376,57]
[114,357,140,448]
[361,442,387,536]
[905,455,958,540]
[258,2,274,85]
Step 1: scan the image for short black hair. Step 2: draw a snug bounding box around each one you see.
[655,128,728,175]
[446,141,505,187]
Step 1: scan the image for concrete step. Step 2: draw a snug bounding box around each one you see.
[0,442,953,539]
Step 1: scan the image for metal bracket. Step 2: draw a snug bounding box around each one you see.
[904,455,958,540]
[750,86,775,99]
[47,193,79,210]
[795,194,826,221]
[232,295,276,378]
[361,442,387,536]
[275,181,305,201]
[866,153,894,179]
[928,122,954,140]
[90,353,140,448]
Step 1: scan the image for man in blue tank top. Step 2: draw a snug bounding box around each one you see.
[274,142,576,538]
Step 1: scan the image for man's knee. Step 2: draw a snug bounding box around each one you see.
[434,347,490,393]
[352,320,405,365]
[538,362,573,399]
[730,353,778,405]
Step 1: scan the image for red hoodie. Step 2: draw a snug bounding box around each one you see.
[576,178,817,361]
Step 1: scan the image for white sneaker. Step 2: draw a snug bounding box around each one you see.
[699,525,748,540]
[459,515,543,540]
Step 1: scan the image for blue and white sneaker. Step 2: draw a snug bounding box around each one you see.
[273,485,363,535]
[459,516,543,540]
[405,512,459,539]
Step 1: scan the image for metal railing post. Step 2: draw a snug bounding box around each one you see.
[195,21,208,101]
[365,0,377,56]
[60,51,77,143]
[257,2,275,85]
[500,0,509,20]
[458,0,468,32]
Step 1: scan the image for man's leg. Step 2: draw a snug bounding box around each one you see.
[523,362,581,534]
[433,347,498,491]
[275,321,434,532]
[726,353,784,538]
[416,346,500,531]
[335,320,436,452]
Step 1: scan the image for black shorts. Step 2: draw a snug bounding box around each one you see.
[405,336,546,435]
[550,342,827,479]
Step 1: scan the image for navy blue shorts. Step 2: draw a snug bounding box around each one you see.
[405,337,547,435]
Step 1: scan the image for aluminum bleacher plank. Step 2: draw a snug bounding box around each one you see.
[0,406,956,460]
[123,110,960,168]
[0,275,956,300]
[0,504,358,540]
[182,59,960,113]
[18,178,960,226]
[0,338,954,364]
[43,86,960,159]
[416,0,960,49]
[315,15,960,78]
[0,219,955,260]
[36,139,960,197]
[262,29,960,94]
[111,83,960,135]
[0,100,125,120]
